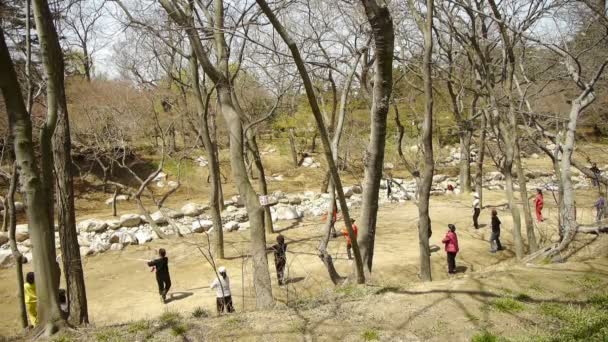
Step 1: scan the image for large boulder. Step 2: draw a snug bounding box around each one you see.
[181,203,206,217]
[163,209,184,219]
[110,243,124,251]
[0,233,8,247]
[119,214,142,228]
[106,220,121,230]
[89,239,111,254]
[77,219,108,233]
[432,174,448,183]
[135,231,154,244]
[192,220,213,233]
[0,250,15,268]
[275,206,303,220]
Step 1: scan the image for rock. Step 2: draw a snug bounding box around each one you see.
[16,224,28,234]
[78,235,91,247]
[192,220,213,233]
[135,231,154,244]
[301,157,315,167]
[0,233,7,247]
[0,250,15,268]
[152,172,167,182]
[225,206,238,213]
[149,211,168,225]
[231,196,245,207]
[164,209,184,219]
[289,197,302,205]
[80,247,93,257]
[167,181,179,188]
[409,145,419,152]
[275,206,303,220]
[223,221,240,232]
[14,202,25,213]
[530,153,539,159]
[195,156,208,167]
[156,181,165,188]
[343,187,354,198]
[119,214,142,228]
[273,191,287,200]
[181,203,206,217]
[238,221,250,231]
[110,243,124,251]
[384,162,394,170]
[432,175,448,183]
[105,195,130,206]
[486,171,504,181]
[352,185,363,194]
[121,232,139,245]
[77,219,108,233]
[89,239,111,254]
[106,220,121,230]
[16,232,29,243]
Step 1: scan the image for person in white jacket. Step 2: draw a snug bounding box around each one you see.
[472,193,481,229]
[210,266,234,314]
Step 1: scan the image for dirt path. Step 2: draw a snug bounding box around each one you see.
[0,190,603,337]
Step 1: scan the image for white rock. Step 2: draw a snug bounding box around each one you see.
[16,224,28,234]
[275,206,303,220]
[80,247,92,257]
[384,162,395,170]
[486,171,504,181]
[150,211,168,225]
[239,221,250,230]
[14,202,25,212]
[178,225,192,235]
[223,221,240,232]
[432,174,448,183]
[153,172,167,182]
[135,231,154,244]
[77,219,108,233]
[343,187,354,198]
[195,156,208,167]
[163,209,184,219]
[192,220,213,233]
[0,250,16,267]
[110,243,124,251]
[167,181,179,188]
[105,194,130,206]
[156,181,165,188]
[106,220,121,230]
[120,214,142,228]
[89,239,111,254]
[530,153,539,159]
[352,185,363,194]
[301,157,315,167]
[181,203,206,217]
[78,235,91,247]
[120,232,139,245]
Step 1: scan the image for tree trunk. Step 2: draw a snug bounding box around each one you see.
[6,164,28,328]
[288,128,298,167]
[475,111,487,207]
[190,55,224,259]
[415,0,435,282]
[514,141,537,252]
[357,0,394,273]
[0,26,63,336]
[459,129,472,193]
[217,86,273,308]
[246,132,274,234]
[256,0,365,284]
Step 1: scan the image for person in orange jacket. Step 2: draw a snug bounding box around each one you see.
[341,219,358,260]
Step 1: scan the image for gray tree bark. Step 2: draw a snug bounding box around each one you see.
[357,0,395,274]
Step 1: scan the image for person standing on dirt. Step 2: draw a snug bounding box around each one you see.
[341,219,358,260]
[595,194,606,223]
[472,193,481,229]
[442,224,459,274]
[490,210,504,253]
[210,266,234,314]
[147,248,171,303]
[24,272,37,327]
[534,189,544,222]
[270,234,288,285]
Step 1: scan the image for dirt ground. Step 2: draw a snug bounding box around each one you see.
[1,186,606,339]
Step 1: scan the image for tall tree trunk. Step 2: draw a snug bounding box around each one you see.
[190,55,224,259]
[6,164,28,328]
[357,0,394,273]
[459,129,472,193]
[256,0,365,284]
[0,26,63,336]
[475,111,487,207]
[514,141,537,252]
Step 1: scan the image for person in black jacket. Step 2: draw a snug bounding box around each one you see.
[270,234,288,285]
[147,248,171,303]
[490,210,503,253]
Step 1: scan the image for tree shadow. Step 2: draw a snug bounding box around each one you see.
[285,276,305,285]
[275,218,304,233]
[477,224,487,228]
[165,291,193,303]
[430,245,441,253]
[455,265,468,274]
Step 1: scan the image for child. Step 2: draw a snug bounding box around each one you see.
[534,189,544,222]
[490,210,503,253]
[210,266,234,314]
[270,234,288,285]
[442,224,459,274]
[472,193,481,229]
[147,248,171,303]
[24,272,37,327]
[341,219,358,260]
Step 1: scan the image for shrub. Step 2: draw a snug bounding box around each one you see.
[489,298,525,313]
[471,331,498,342]
[192,307,210,318]
[361,329,379,341]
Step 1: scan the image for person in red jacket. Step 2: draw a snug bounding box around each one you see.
[534,189,544,222]
[442,224,459,274]
[341,219,358,260]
